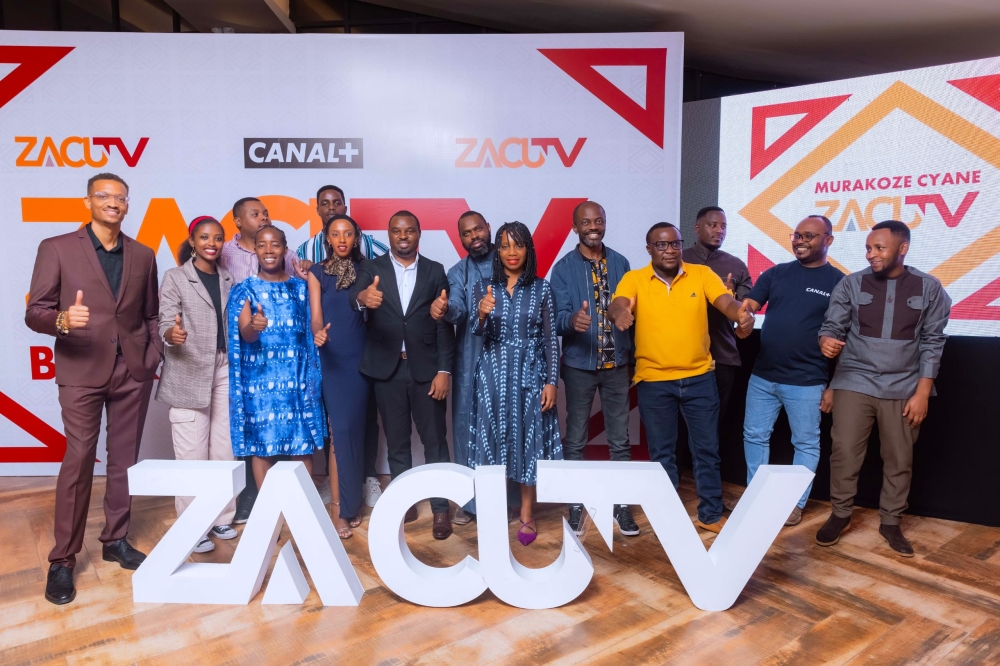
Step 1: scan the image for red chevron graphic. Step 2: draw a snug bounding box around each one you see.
[747,245,776,314]
[539,48,667,148]
[0,45,74,111]
[951,276,1000,321]
[0,390,68,463]
[750,94,850,179]
[948,73,1000,113]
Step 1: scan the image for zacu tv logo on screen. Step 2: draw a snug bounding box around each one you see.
[15,136,149,168]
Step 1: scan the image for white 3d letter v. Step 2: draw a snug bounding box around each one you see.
[536,461,812,612]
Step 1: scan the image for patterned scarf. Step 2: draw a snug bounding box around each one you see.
[322,254,357,290]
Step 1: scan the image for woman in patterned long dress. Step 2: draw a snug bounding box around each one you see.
[228,226,326,491]
[468,221,561,546]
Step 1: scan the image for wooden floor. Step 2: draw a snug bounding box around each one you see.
[2,476,1000,666]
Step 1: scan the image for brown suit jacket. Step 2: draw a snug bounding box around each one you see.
[25,226,163,387]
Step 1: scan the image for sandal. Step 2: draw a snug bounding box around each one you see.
[517,519,537,546]
[331,502,353,539]
[349,515,362,529]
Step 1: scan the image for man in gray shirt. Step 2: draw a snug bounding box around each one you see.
[815,220,951,557]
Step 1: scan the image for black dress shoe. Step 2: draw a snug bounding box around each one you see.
[815,513,851,546]
[102,538,147,570]
[233,489,257,524]
[879,524,914,557]
[45,564,76,605]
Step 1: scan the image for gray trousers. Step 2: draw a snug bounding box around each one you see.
[830,389,920,525]
[562,364,631,462]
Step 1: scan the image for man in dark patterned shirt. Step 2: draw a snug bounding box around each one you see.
[815,220,951,556]
[551,201,638,537]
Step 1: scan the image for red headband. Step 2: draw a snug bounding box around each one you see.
[188,216,218,235]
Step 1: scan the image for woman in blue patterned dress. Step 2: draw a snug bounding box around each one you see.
[228,226,326,491]
[469,221,561,546]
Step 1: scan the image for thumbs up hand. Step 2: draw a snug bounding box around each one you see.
[314,322,331,347]
[430,289,449,320]
[609,295,635,331]
[735,302,754,338]
[250,303,268,332]
[724,272,736,294]
[571,299,592,333]
[360,275,383,309]
[66,290,89,329]
[166,313,188,345]
[478,285,496,320]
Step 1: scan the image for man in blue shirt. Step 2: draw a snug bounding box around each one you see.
[737,215,844,526]
[551,201,638,537]
[431,211,495,524]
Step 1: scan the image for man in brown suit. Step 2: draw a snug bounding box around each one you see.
[26,173,162,605]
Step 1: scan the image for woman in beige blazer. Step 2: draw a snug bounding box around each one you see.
[156,217,237,554]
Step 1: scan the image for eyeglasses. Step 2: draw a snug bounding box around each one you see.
[790,232,829,242]
[648,240,682,251]
[90,192,130,204]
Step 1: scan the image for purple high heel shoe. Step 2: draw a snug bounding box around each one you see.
[517,519,537,546]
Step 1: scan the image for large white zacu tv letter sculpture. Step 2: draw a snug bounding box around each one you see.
[367,461,811,612]
[127,460,363,605]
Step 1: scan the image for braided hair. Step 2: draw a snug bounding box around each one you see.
[490,221,537,288]
[321,214,365,265]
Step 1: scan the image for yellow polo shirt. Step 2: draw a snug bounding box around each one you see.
[614,262,729,383]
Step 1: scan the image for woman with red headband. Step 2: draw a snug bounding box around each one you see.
[156,216,239,554]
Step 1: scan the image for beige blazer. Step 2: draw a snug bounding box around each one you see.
[155,259,234,409]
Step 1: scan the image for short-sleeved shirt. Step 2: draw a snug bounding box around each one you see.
[747,261,845,386]
[614,262,729,383]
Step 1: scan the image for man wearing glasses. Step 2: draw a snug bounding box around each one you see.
[26,173,163,605]
[735,215,844,526]
[608,223,753,534]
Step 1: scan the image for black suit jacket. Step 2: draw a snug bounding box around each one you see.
[350,253,455,382]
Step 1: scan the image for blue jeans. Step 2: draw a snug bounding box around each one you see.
[636,372,722,523]
[743,374,823,509]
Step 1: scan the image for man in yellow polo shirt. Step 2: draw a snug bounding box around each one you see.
[610,222,753,532]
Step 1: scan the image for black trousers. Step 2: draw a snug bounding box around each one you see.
[364,383,379,478]
[373,359,450,514]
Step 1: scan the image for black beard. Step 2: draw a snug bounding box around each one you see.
[469,242,492,259]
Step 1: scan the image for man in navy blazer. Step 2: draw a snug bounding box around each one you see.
[350,211,456,539]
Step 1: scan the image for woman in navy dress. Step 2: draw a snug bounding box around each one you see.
[308,214,370,539]
[228,226,326,491]
[468,221,561,546]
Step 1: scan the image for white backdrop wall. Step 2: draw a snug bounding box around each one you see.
[0,31,683,475]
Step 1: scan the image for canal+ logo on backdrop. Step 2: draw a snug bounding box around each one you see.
[244,138,364,169]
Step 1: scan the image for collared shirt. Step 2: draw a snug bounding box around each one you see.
[614,262,728,383]
[587,250,616,370]
[297,231,388,262]
[219,233,300,283]
[682,243,752,367]
[390,253,419,352]
[86,223,123,298]
[819,266,951,400]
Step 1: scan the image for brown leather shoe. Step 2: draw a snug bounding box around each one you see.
[879,524,914,557]
[694,515,727,533]
[432,512,452,540]
[453,508,474,525]
[815,513,851,546]
[404,506,418,524]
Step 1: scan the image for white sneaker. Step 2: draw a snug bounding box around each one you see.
[192,536,215,553]
[363,476,382,508]
[210,525,238,540]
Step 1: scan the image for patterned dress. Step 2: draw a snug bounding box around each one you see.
[468,276,562,485]
[227,276,326,457]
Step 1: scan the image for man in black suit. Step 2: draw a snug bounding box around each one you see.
[350,210,456,539]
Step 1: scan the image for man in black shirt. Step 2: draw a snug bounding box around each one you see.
[736,215,844,526]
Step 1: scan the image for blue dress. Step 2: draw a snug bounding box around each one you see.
[468,276,562,485]
[227,276,326,457]
[310,262,369,520]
